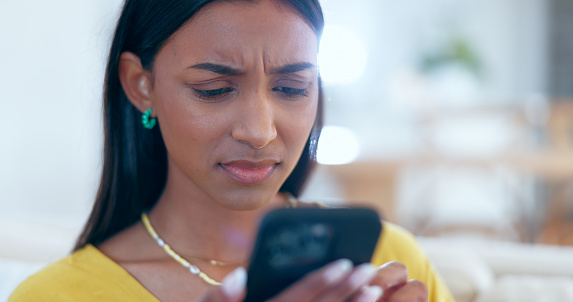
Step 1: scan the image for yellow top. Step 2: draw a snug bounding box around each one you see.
[372,223,453,302]
[9,222,453,302]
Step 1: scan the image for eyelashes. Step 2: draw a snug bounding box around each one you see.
[192,87,234,101]
[192,86,310,101]
[272,87,309,99]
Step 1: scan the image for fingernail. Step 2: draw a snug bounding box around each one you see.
[357,285,383,302]
[323,259,353,284]
[348,263,377,287]
[222,267,247,298]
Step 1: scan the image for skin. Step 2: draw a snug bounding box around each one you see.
[100,1,428,301]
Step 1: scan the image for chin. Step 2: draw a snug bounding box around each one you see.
[217,189,278,212]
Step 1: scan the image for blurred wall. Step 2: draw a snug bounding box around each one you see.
[0,0,122,225]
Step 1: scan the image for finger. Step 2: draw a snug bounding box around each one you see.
[314,263,379,302]
[350,285,383,302]
[385,279,428,302]
[370,261,409,294]
[196,267,247,302]
[268,259,353,302]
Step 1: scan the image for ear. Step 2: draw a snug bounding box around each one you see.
[118,52,154,115]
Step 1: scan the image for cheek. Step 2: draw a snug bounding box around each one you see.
[154,86,228,165]
[280,98,319,154]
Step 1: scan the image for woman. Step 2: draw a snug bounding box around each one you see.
[10,0,452,301]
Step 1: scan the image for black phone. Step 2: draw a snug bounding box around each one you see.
[244,207,382,302]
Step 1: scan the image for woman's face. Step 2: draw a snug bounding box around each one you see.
[149,0,319,210]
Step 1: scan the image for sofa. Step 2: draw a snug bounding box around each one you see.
[419,236,573,302]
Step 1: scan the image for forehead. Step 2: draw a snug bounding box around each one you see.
[157,0,318,69]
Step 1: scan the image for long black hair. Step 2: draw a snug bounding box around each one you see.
[74,0,324,251]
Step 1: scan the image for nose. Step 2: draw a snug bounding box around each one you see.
[231,91,278,149]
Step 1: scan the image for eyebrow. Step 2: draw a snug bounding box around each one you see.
[188,62,316,76]
[188,63,243,76]
[270,62,316,74]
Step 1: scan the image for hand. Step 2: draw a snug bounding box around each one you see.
[268,259,382,302]
[195,260,382,302]
[267,260,427,302]
[369,261,428,302]
[195,260,427,302]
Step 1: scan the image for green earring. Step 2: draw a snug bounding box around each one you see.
[142,109,157,130]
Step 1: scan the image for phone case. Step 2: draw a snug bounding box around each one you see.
[244,207,382,302]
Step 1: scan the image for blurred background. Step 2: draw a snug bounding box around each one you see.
[2,0,573,301]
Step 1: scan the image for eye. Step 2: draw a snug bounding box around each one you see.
[273,87,309,99]
[192,87,234,101]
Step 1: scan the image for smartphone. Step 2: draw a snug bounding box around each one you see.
[244,207,382,302]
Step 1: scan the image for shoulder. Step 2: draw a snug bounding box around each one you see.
[371,222,426,268]
[9,245,109,301]
[9,245,158,302]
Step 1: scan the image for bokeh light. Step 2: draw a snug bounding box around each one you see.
[316,126,360,165]
[318,25,368,85]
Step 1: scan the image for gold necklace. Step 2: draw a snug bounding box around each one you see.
[140,194,300,286]
[141,213,222,286]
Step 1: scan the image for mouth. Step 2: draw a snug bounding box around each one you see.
[219,160,279,185]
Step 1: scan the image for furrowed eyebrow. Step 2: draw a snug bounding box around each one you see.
[270,62,316,74]
[188,63,243,76]
[188,62,316,75]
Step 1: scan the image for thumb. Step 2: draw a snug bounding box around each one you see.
[196,267,247,302]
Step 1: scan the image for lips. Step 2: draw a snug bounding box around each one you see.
[220,160,278,185]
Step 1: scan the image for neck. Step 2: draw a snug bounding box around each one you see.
[147,166,286,265]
